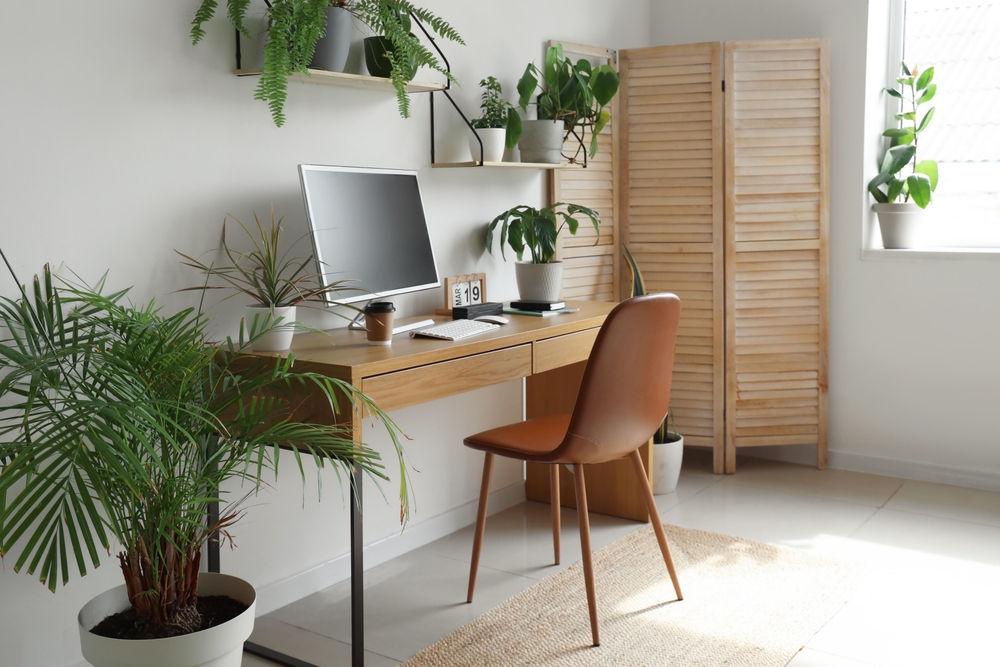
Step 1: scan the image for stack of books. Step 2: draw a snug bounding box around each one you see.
[503,300,579,317]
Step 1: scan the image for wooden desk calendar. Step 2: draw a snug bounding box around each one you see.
[436,273,487,315]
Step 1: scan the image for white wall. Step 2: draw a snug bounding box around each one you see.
[650,0,1000,487]
[0,2,651,665]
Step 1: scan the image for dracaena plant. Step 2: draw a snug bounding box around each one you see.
[190,0,463,126]
[176,208,362,309]
[0,252,408,635]
[470,76,523,151]
[868,62,939,208]
[517,44,620,162]
[486,203,601,265]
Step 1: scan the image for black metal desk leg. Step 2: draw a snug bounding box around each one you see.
[351,466,364,667]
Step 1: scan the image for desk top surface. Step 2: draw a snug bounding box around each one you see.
[260,300,616,381]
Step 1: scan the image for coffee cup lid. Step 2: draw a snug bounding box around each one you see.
[364,301,396,314]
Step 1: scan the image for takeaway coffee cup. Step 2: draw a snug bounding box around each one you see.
[363,301,395,345]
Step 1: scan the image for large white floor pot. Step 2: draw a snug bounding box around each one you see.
[78,572,256,667]
[468,128,506,163]
[245,305,296,351]
[515,261,563,301]
[653,434,684,495]
[874,203,925,249]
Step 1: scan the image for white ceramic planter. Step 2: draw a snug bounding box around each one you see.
[310,7,353,72]
[518,120,564,164]
[652,434,684,495]
[515,261,563,301]
[245,305,296,351]
[874,202,925,249]
[468,128,506,163]
[78,573,256,667]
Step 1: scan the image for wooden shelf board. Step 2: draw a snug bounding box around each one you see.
[234,68,446,93]
[432,161,585,170]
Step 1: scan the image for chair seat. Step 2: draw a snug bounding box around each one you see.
[463,414,571,462]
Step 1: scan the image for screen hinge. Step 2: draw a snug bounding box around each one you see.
[722,79,726,92]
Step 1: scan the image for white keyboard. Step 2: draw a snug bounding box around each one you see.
[410,319,500,341]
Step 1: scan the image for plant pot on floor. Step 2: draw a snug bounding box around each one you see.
[469,128,506,163]
[245,305,296,351]
[310,7,353,73]
[652,433,684,495]
[874,202,925,249]
[78,573,256,667]
[515,261,563,301]
[518,119,564,164]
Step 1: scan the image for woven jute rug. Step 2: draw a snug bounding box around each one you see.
[400,524,866,667]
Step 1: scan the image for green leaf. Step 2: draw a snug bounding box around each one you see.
[869,184,889,204]
[590,65,620,107]
[916,107,935,133]
[918,83,937,105]
[886,177,906,203]
[517,64,538,109]
[895,111,916,121]
[882,129,913,139]
[915,160,939,191]
[884,87,903,99]
[915,66,934,91]
[901,62,911,75]
[505,107,522,150]
[882,144,916,176]
[897,76,914,86]
[907,173,932,208]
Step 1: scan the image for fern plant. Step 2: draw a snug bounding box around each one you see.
[191,0,463,126]
[0,253,408,635]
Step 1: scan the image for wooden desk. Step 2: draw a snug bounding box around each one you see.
[241,300,653,667]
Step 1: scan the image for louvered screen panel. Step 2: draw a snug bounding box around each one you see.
[724,39,830,473]
[620,42,725,473]
[552,42,619,302]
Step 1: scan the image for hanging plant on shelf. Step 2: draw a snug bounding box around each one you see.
[190,0,463,127]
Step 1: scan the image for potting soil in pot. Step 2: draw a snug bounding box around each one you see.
[89,596,248,640]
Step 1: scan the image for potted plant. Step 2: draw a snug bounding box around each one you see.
[191,0,463,126]
[624,245,683,494]
[515,44,620,164]
[177,208,362,352]
[869,62,939,249]
[468,76,522,164]
[486,202,600,301]
[311,1,355,74]
[0,255,407,667]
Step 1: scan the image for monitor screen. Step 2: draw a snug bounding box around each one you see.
[298,165,440,305]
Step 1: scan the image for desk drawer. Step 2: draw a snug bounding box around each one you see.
[362,344,532,413]
[532,327,601,374]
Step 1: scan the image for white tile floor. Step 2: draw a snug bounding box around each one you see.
[243,450,1000,666]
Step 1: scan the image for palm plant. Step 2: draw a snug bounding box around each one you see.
[486,203,601,264]
[191,0,463,126]
[0,253,407,635]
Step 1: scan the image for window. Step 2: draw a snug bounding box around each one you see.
[892,0,1000,247]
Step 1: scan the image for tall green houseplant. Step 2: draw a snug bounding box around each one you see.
[0,254,407,634]
[191,0,463,126]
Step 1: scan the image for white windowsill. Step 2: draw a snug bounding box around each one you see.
[862,247,1000,260]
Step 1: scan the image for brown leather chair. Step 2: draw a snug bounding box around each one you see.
[463,293,684,646]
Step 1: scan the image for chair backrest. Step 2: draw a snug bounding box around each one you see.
[554,293,681,465]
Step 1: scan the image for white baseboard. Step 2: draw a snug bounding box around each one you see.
[253,482,526,616]
[744,445,1000,492]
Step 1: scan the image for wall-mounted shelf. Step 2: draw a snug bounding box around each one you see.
[234,68,447,93]
[432,161,583,169]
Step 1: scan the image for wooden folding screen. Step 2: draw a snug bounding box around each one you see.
[724,39,829,472]
[618,43,726,473]
[619,38,828,474]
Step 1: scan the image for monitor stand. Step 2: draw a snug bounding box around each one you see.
[347,305,435,336]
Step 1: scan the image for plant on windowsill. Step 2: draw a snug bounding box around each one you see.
[0,254,408,667]
[486,202,600,301]
[468,76,523,164]
[624,245,683,494]
[515,44,620,164]
[190,0,463,126]
[176,207,365,352]
[868,61,940,249]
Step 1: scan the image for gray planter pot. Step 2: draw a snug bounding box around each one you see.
[515,261,563,301]
[874,202,925,249]
[310,7,353,73]
[518,120,564,164]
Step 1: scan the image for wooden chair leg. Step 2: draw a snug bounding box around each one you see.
[550,464,561,565]
[628,449,683,601]
[467,452,494,603]
[573,463,600,646]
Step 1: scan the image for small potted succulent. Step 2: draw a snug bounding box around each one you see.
[486,202,601,301]
[177,208,362,352]
[468,76,523,164]
[191,0,463,125]
[0,255,407,667]
[515,44,620,164]
[869,62,939,249]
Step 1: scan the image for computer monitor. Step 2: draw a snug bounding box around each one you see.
[298,164,440,306]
